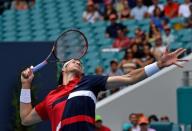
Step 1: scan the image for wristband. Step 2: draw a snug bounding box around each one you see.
[20,89,31,103]
[144,62,160,77]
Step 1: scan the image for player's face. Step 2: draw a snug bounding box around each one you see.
[64,59,83,74]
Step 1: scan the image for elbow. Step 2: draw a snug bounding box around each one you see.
[21,118,31,126]
[21,120,28,126]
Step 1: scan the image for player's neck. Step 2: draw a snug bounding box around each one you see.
[63,72,82,85]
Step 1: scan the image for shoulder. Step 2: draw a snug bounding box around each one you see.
[84,75,108,80]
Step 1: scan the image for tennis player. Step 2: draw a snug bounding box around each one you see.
[20,48,187,131]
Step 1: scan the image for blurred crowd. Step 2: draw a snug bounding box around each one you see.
[82,0,192,100]
[122,113,171,131]
[95,113,174,131]
[0,0,35,14]
[83,0,192,26]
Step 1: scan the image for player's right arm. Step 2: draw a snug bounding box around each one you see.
[20,68,42,126]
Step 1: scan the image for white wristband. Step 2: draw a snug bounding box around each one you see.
[144,62,160,77]
[20,89,31,103]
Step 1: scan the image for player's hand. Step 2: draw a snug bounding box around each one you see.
[157,46,189,68]
[21,66,34,89]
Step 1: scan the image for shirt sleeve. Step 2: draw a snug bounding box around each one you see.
[88,75,109,92]
[35,99,49,120]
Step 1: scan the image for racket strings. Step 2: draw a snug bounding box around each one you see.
[56,30,87,62]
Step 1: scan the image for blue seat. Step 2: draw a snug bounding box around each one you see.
[150,122,173,131]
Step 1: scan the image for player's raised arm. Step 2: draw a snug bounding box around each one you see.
[106,48,188,89]
[20,67,42,126]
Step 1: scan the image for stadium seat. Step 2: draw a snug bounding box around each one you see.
[172,124,182,131]
[150,122,173,131]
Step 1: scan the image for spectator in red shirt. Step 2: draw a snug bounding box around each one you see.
[164,0,179,18]
[95,115,111,131]
[112,29,132,49]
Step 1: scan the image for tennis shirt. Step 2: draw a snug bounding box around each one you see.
[35,75,108,131]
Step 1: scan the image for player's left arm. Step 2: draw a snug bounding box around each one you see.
[106,48,188,89]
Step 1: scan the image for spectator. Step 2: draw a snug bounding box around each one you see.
[148,22,161,44]
[131,43,144,59]
[138,116,156,131]
[129,113,140,130]
[95,66,107,101]
[120,49,143,74]
[115,0,127,14]
[148,115,159,123]
[105,14,127,38]
[164,0,179,19]
[151,36,166,60]
[82,1,101,23]
[148,0,164,16]
[93,0,105,15]
[103,1,117,20]
[179,0,192,18]
[130,0,148,21]
[133,28,148,46]
[106,60,123,93]
[95,66,105,75]
[160,116,170,122]
[120,3,132,19]
[106,59,123,76]
[151,6,165,31]
[15,0,28,10]
[185,4,192,28]
[95,115,111,131]
[122,123,132,131]
[162,17,170,29]
[95,65,107,100]
[162,25,175,45]
[112,29,132,49]
[141,44,155,66]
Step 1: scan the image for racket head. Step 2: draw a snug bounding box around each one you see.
[54,29,88,62]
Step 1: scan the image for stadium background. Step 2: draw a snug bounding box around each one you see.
[0,0,192,130]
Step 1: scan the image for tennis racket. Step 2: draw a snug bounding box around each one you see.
[31,29,88,72]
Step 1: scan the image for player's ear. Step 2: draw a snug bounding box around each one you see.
[62,66,68,73]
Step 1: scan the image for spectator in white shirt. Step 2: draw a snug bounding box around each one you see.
[148,0,164,16]
[162,25,175,46]
[131,0,148,20]
[129,113,140,131]
[82,1,101,23]
[179,0,192,18]
[151,36,166,60]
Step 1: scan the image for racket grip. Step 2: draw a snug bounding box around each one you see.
[32,61,48,72]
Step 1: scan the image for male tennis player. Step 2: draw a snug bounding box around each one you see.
[20,48,187,131]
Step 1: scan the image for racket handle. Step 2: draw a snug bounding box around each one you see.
[32,61,48,72]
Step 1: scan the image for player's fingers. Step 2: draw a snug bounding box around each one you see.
[22,68,31,78]
[175,48,186,57]
[21,71,28,78]
[165,44,170,55]
[177,59,189,62]
[173,62,183,68]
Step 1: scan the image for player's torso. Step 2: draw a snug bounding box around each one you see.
[45,76,98,131]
